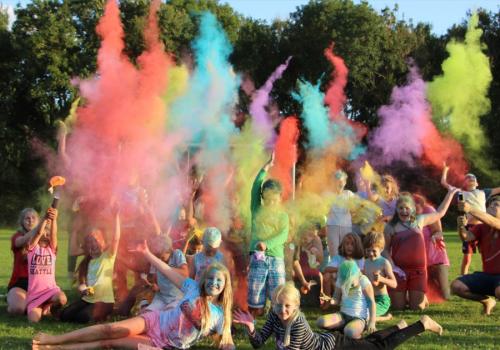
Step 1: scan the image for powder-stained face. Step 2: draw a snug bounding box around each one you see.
[22,212,39,232]
[273,294,298,323]
[262,190,282,208]
[333,176,347,192]
[397,202,414,223]
[204,269,226,297]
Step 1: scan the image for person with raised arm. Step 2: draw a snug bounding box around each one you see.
[33,240,235,350]
[451,195,500,315]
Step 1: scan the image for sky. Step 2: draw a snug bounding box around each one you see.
[2,0,499,35]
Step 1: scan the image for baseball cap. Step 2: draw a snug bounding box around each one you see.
[202,227,222,248]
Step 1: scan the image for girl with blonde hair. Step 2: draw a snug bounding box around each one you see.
[7,208,40,315]
[234,282,444,349]
[33,241,235,350]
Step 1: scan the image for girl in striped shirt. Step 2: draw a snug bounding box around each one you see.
[234,282,443,350]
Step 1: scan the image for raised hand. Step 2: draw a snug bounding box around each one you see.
[129,240,150,255]
[233,309,255,332]
[45,208,58,221]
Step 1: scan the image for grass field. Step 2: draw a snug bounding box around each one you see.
[0,227,498,349]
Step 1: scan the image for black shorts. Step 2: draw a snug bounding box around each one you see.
[458,272,500,296]
[462,240,478,254]
[8,277,28,292]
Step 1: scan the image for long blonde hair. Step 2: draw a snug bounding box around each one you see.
[272,282,301,347]
[197,262,233,347]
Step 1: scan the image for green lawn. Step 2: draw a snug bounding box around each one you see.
[0,228,498,349]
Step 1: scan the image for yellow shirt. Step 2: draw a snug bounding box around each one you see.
[83,251,116,304]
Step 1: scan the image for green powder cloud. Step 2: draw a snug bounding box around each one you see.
[427,13,492,161]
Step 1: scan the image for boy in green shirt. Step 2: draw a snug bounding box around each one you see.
[248,155,289,316]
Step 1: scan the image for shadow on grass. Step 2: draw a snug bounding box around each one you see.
[0,337,32,350]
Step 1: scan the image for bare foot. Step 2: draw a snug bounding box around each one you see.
[420,315,443,336]
[424,294,429,308]
[396,319,407,329]
[33,333,53,345]
[481,298,496,315]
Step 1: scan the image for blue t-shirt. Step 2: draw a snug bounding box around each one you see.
[153,249,187,305]
[157,278,224,349]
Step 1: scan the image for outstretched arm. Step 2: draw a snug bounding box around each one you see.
[15,221,44,248]
[108,212,121,256]
[234,309,274,348]
[251,154,274,214]
[440,162,453,190]
[134,241,186,290]
[459,201,500,230]
[419,188,458,227]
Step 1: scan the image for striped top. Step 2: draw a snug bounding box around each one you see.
[249,311,337,350]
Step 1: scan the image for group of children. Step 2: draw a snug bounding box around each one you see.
[6,156,499,349]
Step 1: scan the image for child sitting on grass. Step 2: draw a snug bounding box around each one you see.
[234,282,443,349]
[322,233,364,309]
[363,232,397,321]
[317,260,376,339]
[60,211,121,323]
[33,242,235,350]
[26,207,67,322]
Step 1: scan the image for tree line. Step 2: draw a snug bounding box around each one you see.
[0,0,498,224]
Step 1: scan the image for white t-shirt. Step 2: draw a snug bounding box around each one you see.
[336,274,371,319]
[463,189,487,212]
[327,190,355,227]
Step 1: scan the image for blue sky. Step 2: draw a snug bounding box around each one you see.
[2,0,499,35]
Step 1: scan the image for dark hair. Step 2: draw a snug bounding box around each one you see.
[261,179,282,196]
[487,194,500,207]
[77,229,106,284]
[339,233,364,259]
